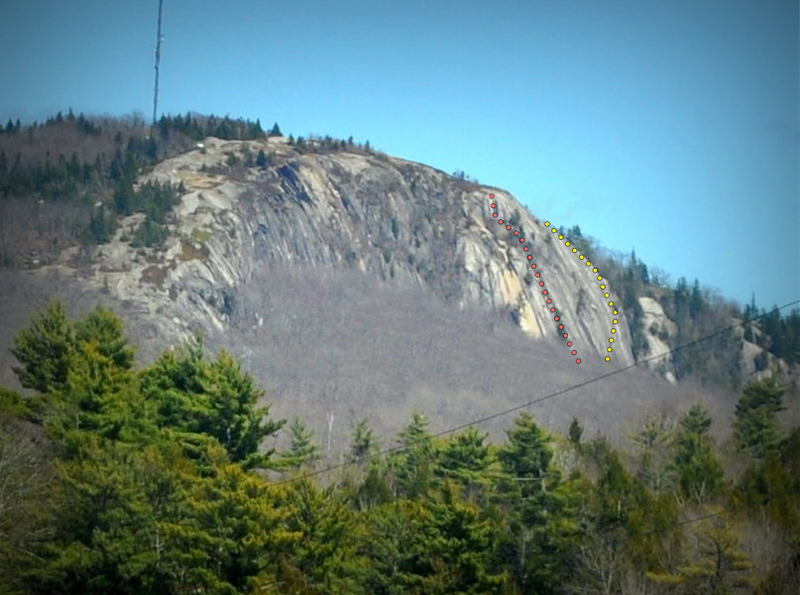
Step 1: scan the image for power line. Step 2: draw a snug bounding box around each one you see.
[272,297,800,486]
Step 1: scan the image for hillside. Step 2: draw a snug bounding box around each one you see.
[0,115,798,451]
[1,113,799,593]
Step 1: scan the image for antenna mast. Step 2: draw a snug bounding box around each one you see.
[152,0,164,126]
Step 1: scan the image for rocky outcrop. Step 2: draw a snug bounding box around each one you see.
[51,136,634,367]
[638,296,677,383]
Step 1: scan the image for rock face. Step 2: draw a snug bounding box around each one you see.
[638,297,677,383]
[8,136,795,452]
[61,136,634,367]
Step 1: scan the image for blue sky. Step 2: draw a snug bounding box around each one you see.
[2,0,798,311]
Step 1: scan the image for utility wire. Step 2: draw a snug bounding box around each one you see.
[272,298,800,486]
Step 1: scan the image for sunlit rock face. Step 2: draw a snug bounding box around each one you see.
[68,136,633,367]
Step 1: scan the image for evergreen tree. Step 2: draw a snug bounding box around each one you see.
[255,148,268,168]
[11,299,76,393]
[672,405,724,504]
[734,376,786,459]
[438,426,490,489]
[568,417,583,448]
[282,417,320,470]
[392,411,438,499]
[347,417,378,466]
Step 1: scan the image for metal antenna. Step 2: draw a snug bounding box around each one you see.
[152,0,164,126]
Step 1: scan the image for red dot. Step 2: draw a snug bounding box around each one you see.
[554,316,560,321]
[576,358,581,364]
[572,350,577,355]
[528,255,533,260]
[519,237,524,242]
[563,333,568,338]
[491,203,496,208]
[550,307,556,312]
[543,290,548,295]
[535,272,540,277]
[523,246,528,251]
[546,298,552,303]
[531,264,536,269]
[506,225,511,230]
[539,281,544,286]
[498,219,504,224]
[492,213,498,218]
[567,341,572,347]
[489,194,494,198]
[514,230,519,236]
[558,325,563,330]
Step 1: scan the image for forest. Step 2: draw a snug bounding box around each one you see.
[0,300,798,594]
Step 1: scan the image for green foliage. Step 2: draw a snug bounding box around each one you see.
[672,405,724,504]
[130,216,169,248]
[2,302,798,593]
[734,376,786,459]
[140,339,284,469]
[11,299,76,393]
[347,417,379,466]
[280,417,321,470]
[568,417,583,448]
[391,411,438,499]
[86,206,117,244]
[649,514,755,594]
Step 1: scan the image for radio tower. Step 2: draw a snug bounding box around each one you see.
[152,0,164,126]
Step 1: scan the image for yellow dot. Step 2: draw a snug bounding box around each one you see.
[572,248,577,253]
[579,255,584,260]
[587,262,591,267]
[611,328,616,334]
[605,356,611,362]
[593,268,598,273]
[613,310,618,315]
[609,338,615,343]
[607,347,613,352]
[608,301,614,306]
[545,222,550,226]
[597,275,602,280]
[613,319,618,324]
[565,241,570,246]
[600,284,606,290]
[558,234,563,239]
[604,293,610,298]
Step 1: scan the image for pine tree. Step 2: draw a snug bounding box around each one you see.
[393,411,437,499]
[734,376,786,459]
[11,299,76,393]
[202,350,284,468]
[568,417,583,448]
[347,417,378,465]
[282,417,320,470]
[255,148,268,168]
[672,405,724,504]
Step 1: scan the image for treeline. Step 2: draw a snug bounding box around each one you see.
[744,301,800,367]
[563,225,798,387]
[0,110,278,261]
[0,301,797,594]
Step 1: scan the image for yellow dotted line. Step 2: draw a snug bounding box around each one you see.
[544,221,617,363]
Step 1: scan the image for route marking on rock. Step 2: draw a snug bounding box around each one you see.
[489,194,581,364]
[543,221,618,362]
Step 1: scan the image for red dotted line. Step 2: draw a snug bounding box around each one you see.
[490,194,581,364]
